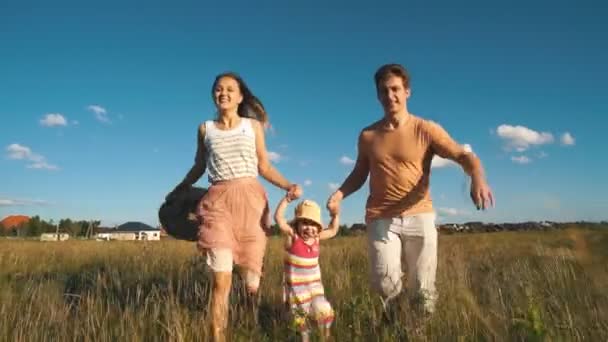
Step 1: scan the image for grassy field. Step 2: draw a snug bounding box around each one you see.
[1,226,607,341]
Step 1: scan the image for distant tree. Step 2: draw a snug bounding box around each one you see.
[59,218,81,237]
[267,223,281,236]
[18,216,55,236]
[75,221,87,237]
[23,216,43,236]
[337,224,351,236]
[76,220,100,238]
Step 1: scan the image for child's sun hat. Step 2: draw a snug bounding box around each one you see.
[292,199,323,228]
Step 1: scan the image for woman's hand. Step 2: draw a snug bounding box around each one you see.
[287,184,302,201]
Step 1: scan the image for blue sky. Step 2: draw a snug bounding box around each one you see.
[1,0,606,227]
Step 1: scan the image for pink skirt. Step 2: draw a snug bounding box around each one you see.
[196,177,270,275]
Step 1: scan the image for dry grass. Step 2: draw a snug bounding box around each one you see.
[1,226,607,341]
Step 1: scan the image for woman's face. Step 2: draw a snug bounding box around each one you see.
[213,76,243,112]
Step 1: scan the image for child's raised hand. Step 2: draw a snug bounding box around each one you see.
[274,195,296,238]
[282,225,295,237]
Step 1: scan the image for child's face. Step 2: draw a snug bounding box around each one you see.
[296,219,320,239]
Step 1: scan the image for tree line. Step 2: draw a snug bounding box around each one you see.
[0,216,100,238]
[1,216,364,238]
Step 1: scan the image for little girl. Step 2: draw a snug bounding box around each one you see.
[274,196,340,341]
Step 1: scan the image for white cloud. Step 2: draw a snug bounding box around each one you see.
[87,105,110,123]
[328,183,340,191]
[27,162,59,170]
[496,124,554,151]
[5,143,58,170]
[431,144,473,169]
[437,207,470,216]
[7,144,34,160]
[268,151,282,162]
[560,132,575,146]
[304,179,313,186]
[40,113,67,127]
[511,155,532,164]
[431,157,452,168]
[72,120,79,126]
[339,155,355,165]
[0,198,49,207]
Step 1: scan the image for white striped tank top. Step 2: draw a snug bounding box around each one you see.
[204,118,259,183]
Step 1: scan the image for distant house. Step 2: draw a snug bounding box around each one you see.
[136,230,161,241]
[94,221,161,241]
[114,232,138,240]
[40,233,70,241]
[95,233,112,241]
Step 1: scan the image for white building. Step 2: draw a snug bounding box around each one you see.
[40,233,70,241]
[94,230,160,241]
[95,233,112,241]
[137,230,160,241]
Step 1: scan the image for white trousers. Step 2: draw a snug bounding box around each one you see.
[367,212,437,312]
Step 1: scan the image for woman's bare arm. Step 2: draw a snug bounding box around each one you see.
[169,124,207,197]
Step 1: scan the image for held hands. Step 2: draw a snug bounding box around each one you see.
[286,184,303,201]
[326,190,343,216]
[470,175,495,210]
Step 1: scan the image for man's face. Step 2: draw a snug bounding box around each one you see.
[377,75,410,114]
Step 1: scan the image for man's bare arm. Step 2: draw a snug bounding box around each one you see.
[327,131,370,213]
[429,121,494,209]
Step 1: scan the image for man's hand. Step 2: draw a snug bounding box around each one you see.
[470,176,494,210]
[326,190,343,216]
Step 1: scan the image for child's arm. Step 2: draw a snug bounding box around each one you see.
[320,213,340,240]
[274,196,295,246]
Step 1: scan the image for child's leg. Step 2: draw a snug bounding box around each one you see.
[310,296,335,338]
[291,302,312,339]
[300,331,311,342]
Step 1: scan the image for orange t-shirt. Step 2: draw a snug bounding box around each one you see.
[361,114,465,222]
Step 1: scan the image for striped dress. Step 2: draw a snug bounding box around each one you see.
[196,118,269,275]
[284,235,334,332]
[203,118,258,183]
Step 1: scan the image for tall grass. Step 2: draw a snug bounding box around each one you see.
[1,227,607,341]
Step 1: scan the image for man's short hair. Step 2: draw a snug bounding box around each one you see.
[374,64,410,91]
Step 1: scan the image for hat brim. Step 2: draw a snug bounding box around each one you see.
[291,216,323,230]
